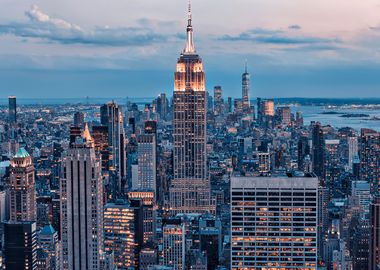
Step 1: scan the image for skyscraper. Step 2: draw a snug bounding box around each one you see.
[8,95,17,124]
[137,134,157,194]
[169,3,213,214]
[73,111,85,127]
[4,221,37,270]
[9,147,37,222]
[242,62,250,112]
[312,122,325,178]
[103,200,136,269]
[100,101,127,195]
[213,86,223,115]
[60,125,104,270]
[231,174,318,269]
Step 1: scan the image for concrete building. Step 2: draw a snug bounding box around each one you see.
[60,125,104,269]
[230,174,318,269]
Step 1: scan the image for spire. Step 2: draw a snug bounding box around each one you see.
[184,0,195,54]
[244,60,248,74]
[83,123,93,143]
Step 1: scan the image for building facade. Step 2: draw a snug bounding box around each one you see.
[60,126,104,270]
[231,174,318,269]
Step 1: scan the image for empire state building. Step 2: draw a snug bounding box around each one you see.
[169,3,214,214]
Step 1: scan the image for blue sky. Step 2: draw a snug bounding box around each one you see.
[1,0,380,98]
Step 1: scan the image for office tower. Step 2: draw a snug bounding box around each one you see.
[263,99,275,116]
[137,134,157,194]
[298,136,310,171]
[51,198,61,238]
[169,3,213,214]
[162,223,185,270]
[139,248,158,270]
[370,197,380,270]
[227,97,232,113]
[92,125,110,172]
[128,191,155,244]
[37,202,50,228]
[359,128,380,193]
[277,106,291,125]
[352,181,371,212]
[233,98,243,114]
[4,221,37,270]
[213,86,223,115]
[324,139,340,198]
[199,216,222,269]
[318,187,329,260]
[73,111,85,127]
[38,224,61,270]
[100,101,126,194]
[60,125,104,270]
[348,136,358,170]
[103,200,136,269]
[296,111,304,126]
[312,122,325,178]
[242,63,250,112]
[157,93,169,120]
[8,96,17,124]
[231,174,318,269]
[9,147,37,222]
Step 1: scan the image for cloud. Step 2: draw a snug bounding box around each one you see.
[288,25,301,30]
[218,25,342,51]
[0,5,168,46]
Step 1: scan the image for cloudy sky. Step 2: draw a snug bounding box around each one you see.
[1,0,380,98]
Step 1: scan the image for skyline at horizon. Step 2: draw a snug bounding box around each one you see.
[1,1,380,98]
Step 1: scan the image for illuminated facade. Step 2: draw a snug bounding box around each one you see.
[137,134,157,194]
[162,223,185,270]
[9,147,37,222]
[104,201,136,269]
[231,175,318,269]
[61,125,104,270]
[169,2,213,214]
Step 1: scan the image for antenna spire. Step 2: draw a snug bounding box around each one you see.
[245,60,248,73]
[184,0,195,54]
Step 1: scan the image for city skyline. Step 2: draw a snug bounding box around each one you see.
[1,1,380,98]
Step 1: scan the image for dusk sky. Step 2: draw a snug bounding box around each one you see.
[1,0,380,98]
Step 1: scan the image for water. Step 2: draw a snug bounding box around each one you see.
[293,105,380,131]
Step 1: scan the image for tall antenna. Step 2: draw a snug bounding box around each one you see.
[245,59,248,73]
[188,0,192,25]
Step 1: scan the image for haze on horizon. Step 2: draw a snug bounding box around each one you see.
[1,0,380,99]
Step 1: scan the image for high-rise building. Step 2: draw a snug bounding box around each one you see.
[8,95,17,124]
[38,224,61,270]
[9,147,37,222]
[73,111,85,127]
[169,3,213,214]
[242,63,250,112]
[162,223,185,270]
[359,128,380,193]
[103,200,136,269]
[92,125,110,172]
[137,134,157,194]
[213,86,223,115]
[4,221,37,270]
[157,93,169,120]
[312,122,325,178]
[348,136,358,170]
[276,106,291,125]
[370,197,380,270]
[60,125,104,270]
[100,101,127,195]
[231,174,318,269]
